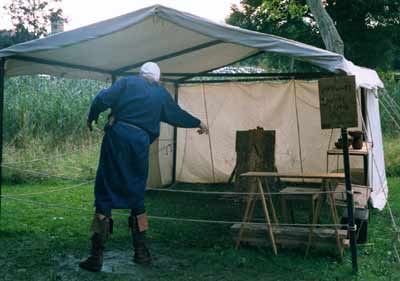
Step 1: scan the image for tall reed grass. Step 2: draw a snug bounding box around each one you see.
[4,76,108,183]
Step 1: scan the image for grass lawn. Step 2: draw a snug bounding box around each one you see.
[1,179,400,281]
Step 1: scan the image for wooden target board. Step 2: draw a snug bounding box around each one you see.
[318,76,358,129]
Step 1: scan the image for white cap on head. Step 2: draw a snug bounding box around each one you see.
[140,62,161,82]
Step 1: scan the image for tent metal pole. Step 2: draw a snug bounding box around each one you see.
[113,40,221,74]
[0,58,5,217]
[177,51,265,82]
[360,88,369,185]
[119,72,341,80]
[12,55,112,75]
[179,77,334,85]
[176,72,337,78]
[172,82,179,184]
[341,127,358,273]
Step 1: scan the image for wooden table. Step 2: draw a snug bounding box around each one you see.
[280,186,320,224]
[238,171,346,257]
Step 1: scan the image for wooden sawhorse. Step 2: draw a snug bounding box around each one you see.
[237,172,345,257]
[235,175,279,255]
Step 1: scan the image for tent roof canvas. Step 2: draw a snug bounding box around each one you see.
[0,4,383,89]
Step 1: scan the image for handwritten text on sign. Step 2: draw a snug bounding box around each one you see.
[318,76,358,129]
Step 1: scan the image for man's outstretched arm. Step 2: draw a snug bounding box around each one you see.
[160,91,208,134]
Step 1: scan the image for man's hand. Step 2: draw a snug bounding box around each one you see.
[87,119,97,132]
[87,120,93,132]
[197,122,209,135]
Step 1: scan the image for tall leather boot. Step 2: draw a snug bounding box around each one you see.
[128,213,151,265]
[79,215,113,272]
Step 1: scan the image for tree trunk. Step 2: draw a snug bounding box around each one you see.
[306,0,344,55]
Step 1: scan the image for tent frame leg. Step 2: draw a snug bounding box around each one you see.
[341,128,358,273]
[172,82,179,184]
[0,58,6,218]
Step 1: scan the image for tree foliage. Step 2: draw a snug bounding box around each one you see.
[1,0,67,49]
[227,0,323,72]
[227,0,400,70]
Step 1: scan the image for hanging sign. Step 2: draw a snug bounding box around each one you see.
[318,75,358,129]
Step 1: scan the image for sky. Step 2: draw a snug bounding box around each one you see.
[0,0,242,31]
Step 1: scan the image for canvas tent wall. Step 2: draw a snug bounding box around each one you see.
[0,5,386,209]
[175,80,387,210]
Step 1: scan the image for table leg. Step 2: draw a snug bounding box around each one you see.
[258,178,278,255]
[310,197,315,224]
[236,181,257,249]
[290,201,295,223]
[363,154,368,185]
[281,196,288,223]
[263,178,279,224]
[306,192,323,256]
[326,152,329,173]
[327,192,343,259]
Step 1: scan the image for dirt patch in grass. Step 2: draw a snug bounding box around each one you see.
[57,246,183,276]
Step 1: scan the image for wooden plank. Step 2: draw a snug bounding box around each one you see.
[327,142,369,156]
[280,187,322,193]
[231,224,348,249]
[231,224,347,237]
[280,187,320,201]
[240,171,345,180]
[234,235,344,245]
[232,236,350,249]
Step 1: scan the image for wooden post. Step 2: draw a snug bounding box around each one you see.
[0,58,5,217]
[341,128,358,273]
[318,75,358,271]
[360,88,369,185]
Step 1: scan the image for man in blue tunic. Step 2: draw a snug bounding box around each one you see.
[79,62,208,272]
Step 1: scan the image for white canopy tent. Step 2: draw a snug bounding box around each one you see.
[0,5,387,209]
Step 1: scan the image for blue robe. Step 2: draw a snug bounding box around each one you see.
[88,76,200,213]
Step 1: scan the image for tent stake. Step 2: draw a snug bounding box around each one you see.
[0,58,5,218]
[341,127,358,273]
